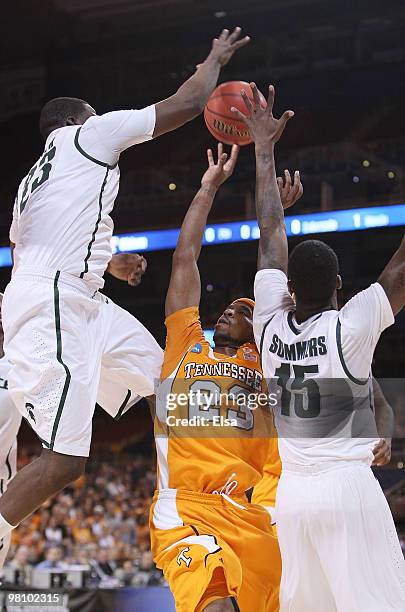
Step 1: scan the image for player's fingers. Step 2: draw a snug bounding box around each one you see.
[284,169,292,188]
[279,110,295,132]
[217,142,223,161]
[372,439,384,456]
[230,144,240,163]
[225,145,239,172]
[240,90,254,114]
[140,256,147,274]
[231,106,249,122]
[289,171,301,198]
[128,272,137,286]
[277,177,284,192]
[294,172,304,200]
[228,26,241,43]
[372,447,389,466]
[232,36,250,51]
[267,85,275,113]
[219,28,229,41]
[207,148,214,166]
[250,82,262,110]
[218,152,228,168]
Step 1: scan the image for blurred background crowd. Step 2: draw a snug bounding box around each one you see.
[4,451,165,588]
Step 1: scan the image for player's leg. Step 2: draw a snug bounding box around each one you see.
[0,276,102,537]
[235,505,281,612]
[0,449,86,527]
[97,296,163,418]
[150,493,243,612]
[0,531,11,571]
[276,470,337,612]
[313,464,405,611]
[204,598,236,611]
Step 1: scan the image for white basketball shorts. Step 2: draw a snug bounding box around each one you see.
[276,460,405,612]
[2,268,163,457]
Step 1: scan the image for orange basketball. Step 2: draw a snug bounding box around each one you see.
[204,81,266,146]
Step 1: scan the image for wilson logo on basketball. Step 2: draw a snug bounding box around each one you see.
[213,118,250,139]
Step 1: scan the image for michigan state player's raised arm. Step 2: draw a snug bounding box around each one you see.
[232,84,297,345]
[377,233,405,316]
[74,28,248,167]
[154,28,249,137]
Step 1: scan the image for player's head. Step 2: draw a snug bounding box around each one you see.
[213,298,255,348]
[288,240,342,308]
[39,97,96,140]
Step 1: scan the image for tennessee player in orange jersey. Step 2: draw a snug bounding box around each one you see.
[149,144,281,612]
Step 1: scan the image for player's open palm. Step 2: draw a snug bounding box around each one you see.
[232,83,294,145]
[210,27,250,66]
[278,169,304,210]
[201,143,239,189]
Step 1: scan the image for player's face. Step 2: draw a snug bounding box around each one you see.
[213,301,254,347]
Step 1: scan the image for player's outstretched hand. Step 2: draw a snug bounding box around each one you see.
[107,253,147,287]
[277,169,303,210]
[201,143,239,190]
[372,438,392,466]
[232,83,294,146]
[209,27,250,66]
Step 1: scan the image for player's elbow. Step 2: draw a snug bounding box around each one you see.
[172,247,196,267]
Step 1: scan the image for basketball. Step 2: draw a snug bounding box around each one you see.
[204,81,266,146]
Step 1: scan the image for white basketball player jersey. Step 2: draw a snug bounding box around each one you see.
[10,106,156,289]
[0,357,21,487]
[254,269,395,465]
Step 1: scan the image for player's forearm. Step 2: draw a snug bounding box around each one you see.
[174,184,217,262]
[255,143,288,272]
[373,379,395,438]
[175,56,221,115]
[378,234,405,315]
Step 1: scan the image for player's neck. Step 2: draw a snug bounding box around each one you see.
[295,302,336,323]
[213,345,239,357]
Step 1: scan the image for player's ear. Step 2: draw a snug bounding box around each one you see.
[287,279,295,301]
[336,275,342,290]
[66,116,80,127]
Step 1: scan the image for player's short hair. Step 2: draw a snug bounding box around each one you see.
[288,240,339,304]
[39,97,89,140]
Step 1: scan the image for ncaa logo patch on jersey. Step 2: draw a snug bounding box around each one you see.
[191,343,202,354]
[242,347,257,362]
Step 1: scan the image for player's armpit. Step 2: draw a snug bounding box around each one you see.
[10,242,15,267]
[253,269,294,346]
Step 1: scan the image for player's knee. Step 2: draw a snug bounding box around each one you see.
[39,450,86,491]
[203,598,235,612]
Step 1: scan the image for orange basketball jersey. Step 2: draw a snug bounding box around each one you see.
[154,306,277,497]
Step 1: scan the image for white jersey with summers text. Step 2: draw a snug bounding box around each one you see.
[10,106,156,290]
[0,357,21,489]
[253,269,395,465]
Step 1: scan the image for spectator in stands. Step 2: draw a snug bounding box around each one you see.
[36,546,66,570]
[114,559,137,586]
[93,548,115,578]
[6,545,32,578]
[132,550,163,587]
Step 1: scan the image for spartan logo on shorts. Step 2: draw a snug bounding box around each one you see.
[25,402,36,424]
[177,547,192,568]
